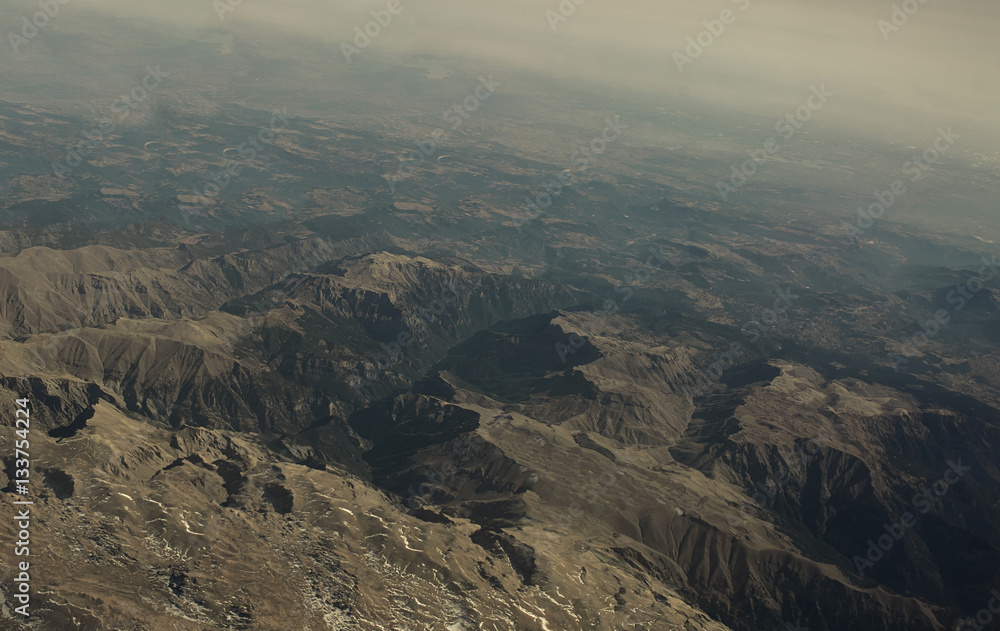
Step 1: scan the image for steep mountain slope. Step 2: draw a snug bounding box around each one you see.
[354,311,1000,631]
[1,219,998,630]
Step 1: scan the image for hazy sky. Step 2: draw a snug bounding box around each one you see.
[27,0,991,151]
